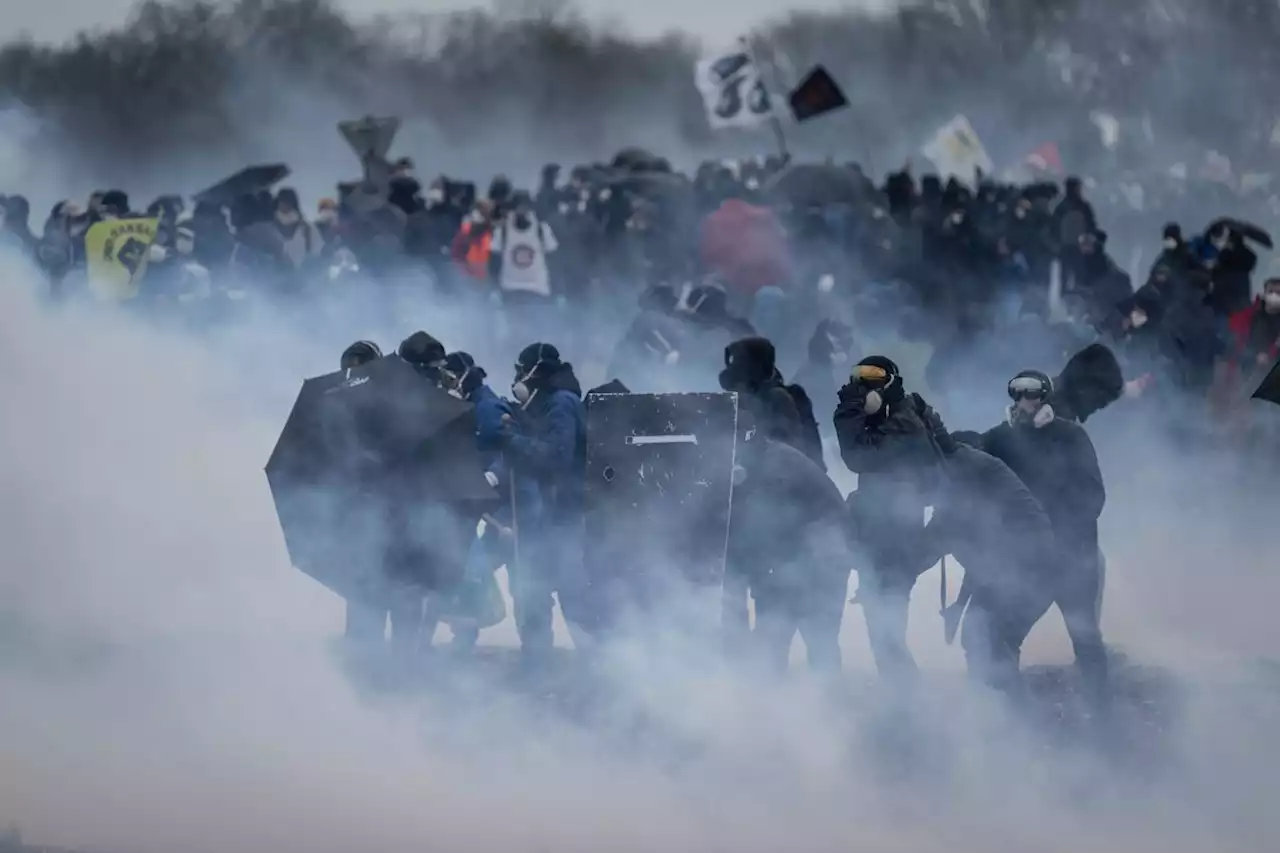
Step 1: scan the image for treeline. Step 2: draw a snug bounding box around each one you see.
[0,0,1276,191]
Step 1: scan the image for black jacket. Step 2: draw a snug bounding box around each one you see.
[917,444,1057,611]
[979,408,1105,560]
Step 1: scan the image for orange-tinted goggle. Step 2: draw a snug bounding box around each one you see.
[852,365,889,382]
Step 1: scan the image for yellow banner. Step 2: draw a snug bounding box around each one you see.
[84,217,159,301]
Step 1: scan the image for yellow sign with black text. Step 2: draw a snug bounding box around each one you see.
[84,217,159,301]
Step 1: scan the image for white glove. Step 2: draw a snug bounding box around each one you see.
[484,471,499,488]
[864,390,883,415]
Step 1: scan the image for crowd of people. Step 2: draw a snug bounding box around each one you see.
[3,148,1276,431]
[5,145,1279,712]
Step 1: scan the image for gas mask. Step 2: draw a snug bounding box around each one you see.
[512,362,541,406]
[1264,291,1280,313]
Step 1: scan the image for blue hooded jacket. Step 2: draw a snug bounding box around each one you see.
[503,363,586,523]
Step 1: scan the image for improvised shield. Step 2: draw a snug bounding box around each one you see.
[192,164,291,207]
[265,356,499,599]
[584,392,739,622]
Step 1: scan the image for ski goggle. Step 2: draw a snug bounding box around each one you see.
[1008,375,1051,400]
[852,365,889,382]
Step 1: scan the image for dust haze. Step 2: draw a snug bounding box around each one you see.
[2,1,1280,852]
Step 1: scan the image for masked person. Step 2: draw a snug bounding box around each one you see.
[271,188,321,271]
[971,370,1109,704]
[833,356,939,679]
[397,330,448,382]
[718,336,816,459]
[438,352,527,650]
[497,342,589,662]
[910,406,1059,694]
[334,339,411,650]
[1050,343,1126,425]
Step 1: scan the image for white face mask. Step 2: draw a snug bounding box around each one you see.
[1263,292,1280,313]
[1163,238,1178,250]
[276,209,300,226]
[512,381,531,404]
[176,234,194,254]
[1130,309,1148,329]
[1211,230,1230,251]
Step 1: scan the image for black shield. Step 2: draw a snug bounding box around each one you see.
[265,356,498,599]
[584,392,738,620]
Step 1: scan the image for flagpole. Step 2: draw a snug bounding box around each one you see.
[741,36,791,165]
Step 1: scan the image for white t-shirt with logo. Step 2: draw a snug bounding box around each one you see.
[491,214,558,297]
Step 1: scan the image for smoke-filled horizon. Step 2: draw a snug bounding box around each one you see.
[3,0,1279,210]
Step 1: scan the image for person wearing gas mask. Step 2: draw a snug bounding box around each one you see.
[833,356,940,679]
[497,342,590,662]
[970,370,1109,704]
[383,330,475,653]
[730,416,851,673]
[438,351,533,650]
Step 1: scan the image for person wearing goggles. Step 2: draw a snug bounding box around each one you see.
[970,368,1110,706]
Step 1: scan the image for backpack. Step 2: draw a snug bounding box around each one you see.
[784,382,826,471]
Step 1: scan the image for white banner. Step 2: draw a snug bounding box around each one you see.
[921,114,993,183]
[694,46,776,130]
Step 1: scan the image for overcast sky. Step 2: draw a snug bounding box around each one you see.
[7,0,897,45]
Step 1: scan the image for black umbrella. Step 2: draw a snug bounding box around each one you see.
[1208,217,1274,250]
[193,164,291,206]
[1251,358,1280,407]
[765,163,869,207]
[265,356,498,597]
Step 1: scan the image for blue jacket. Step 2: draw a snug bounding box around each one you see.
[503,364,586,522]
[468,382,539,523]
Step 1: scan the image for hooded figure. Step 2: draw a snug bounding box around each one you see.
[340,339,383,370]
[833,356,941,678]
[974,369,1109,702]
[497,342,590,658]
[397,330,448,383]
[911,406,1059,692]
[729,423,851,672]
[719,336,807,450]
[1050,343,1125,424]
[793,318,857,436]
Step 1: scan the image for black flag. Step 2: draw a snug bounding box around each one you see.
[788,65,849,123]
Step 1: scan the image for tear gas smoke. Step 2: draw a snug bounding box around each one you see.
[3,1,1280,851]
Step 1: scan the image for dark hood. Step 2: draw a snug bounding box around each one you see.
[1054,342,1123,423]
[547,361,583,397]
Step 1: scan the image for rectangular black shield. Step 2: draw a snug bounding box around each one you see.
[584,392,738,610]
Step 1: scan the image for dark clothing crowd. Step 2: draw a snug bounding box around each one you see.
[9,147,1279,709]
